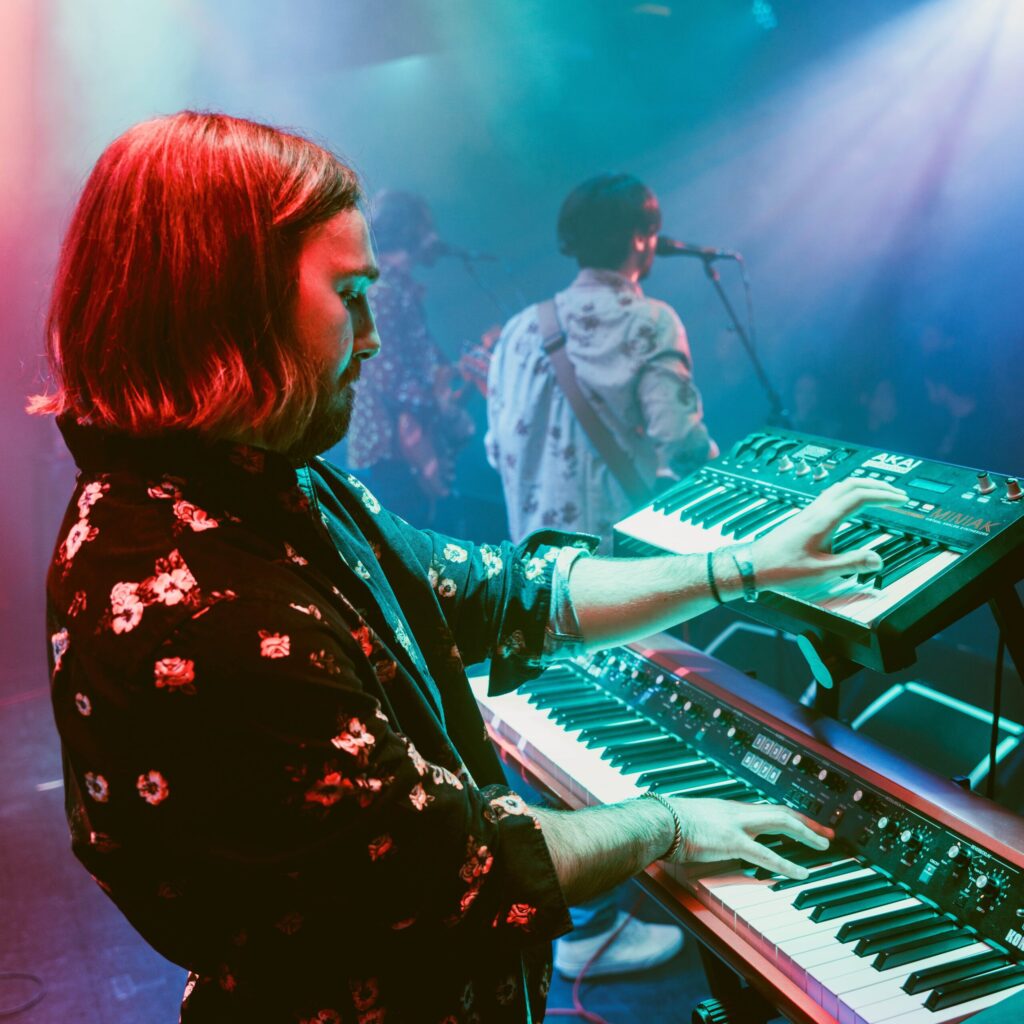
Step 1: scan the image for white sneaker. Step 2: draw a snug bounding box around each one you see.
[554,911,684,979]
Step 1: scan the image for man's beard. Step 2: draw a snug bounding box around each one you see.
[284,366,359,464]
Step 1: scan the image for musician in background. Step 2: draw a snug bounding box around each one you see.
[346,189,474,529]
[36,113,904,1023]
[486,173,718,555]
[486,174,722,976]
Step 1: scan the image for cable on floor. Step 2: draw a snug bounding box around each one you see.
[548,896,647,1024]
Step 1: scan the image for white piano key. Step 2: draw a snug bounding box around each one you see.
[716,867,876,912]
[841,942,995,1013]
[470,680,644,804]
[773,899,922,953]
[870,979,1024,1024]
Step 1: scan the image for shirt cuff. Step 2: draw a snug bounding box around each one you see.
[542,545,592,660]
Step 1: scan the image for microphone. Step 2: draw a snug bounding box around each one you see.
[422,236,498,263]
[656,235,739,262]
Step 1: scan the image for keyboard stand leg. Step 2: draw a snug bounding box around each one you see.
[795,633,862,718]
[694,942,777,1024]
[989,584,1024,686]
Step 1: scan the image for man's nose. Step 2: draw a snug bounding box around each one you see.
[353,302,381,362]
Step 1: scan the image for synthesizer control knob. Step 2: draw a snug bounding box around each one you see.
[812,464,829,482]
[1006,478,1023,502]
[974,874,1002,901]
[947,844,971,872]
[778,454,795,473]
[976,472,996,495]
[794,458,812,477]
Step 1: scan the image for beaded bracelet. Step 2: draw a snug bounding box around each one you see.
[706,550,724,605]
[640,791,683,860]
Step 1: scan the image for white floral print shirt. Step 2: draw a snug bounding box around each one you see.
[486,268,717,552]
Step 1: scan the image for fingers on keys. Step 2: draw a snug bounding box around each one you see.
[752,806,833,850]
[807,478,908,532]
[741,839,810,880]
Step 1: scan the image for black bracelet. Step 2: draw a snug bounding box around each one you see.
[706,550,724,604]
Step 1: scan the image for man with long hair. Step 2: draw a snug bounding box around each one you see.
[34,112,902,1023]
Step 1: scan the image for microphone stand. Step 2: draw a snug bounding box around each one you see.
[699,255,791,429]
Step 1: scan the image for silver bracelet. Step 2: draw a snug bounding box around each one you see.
[640,791,683,860]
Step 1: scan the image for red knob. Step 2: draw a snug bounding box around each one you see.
[976,472,996,495]
[1007,478,1023,502]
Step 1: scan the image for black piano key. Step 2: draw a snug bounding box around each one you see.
[768,858,861,888]
[663,774,741,797]
[701,492,763,529]
[701,782,753,800]
[853,916,957,957]
[617,754,708,778]
[771,839,852,869]
[751,506,802,541]
[686,489,749,527]
[872,534,913,561]
[857,536,921,585]
[636,762,713,786]
[673,487,736,523]
[836,904,937,943]
[873,539,935,583]
[903,949,1010,995]
[872,928,977,971]
[792,873,890,910]
[643,770,724,790]
[656,477,719,514]
[809,885,908,923]
[924,963,1024,1011]
[529,688,600,707]
[874,544,946,590]
[578,721,654,746]
[548,698,627,718]
[719,499,777,538]
[647,768,728,794]
[551,704,634,726]
[607,739,693,768]
[830,521,878,554]
[524,666,580,687]
[728,503,790,540]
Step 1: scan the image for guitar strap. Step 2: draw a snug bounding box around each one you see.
[536,299,653,507]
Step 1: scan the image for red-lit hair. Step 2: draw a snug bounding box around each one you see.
[30,111,362,449]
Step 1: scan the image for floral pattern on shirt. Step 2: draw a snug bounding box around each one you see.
[486,267,717,551]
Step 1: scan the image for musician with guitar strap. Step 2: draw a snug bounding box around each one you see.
[486,173,722,978]
[486,173,719,556]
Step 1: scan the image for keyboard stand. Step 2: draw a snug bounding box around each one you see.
[989,583,1024,685]
[795,632,863,719]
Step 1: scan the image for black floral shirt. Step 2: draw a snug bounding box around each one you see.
[46,418,582,1024]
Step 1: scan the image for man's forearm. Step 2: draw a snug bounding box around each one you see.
[566,478,910,649]
[532,798,674,906]
[568,551,743,649]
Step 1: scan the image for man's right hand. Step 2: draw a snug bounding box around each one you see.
[669,797,833,880]
[750,477,907,596]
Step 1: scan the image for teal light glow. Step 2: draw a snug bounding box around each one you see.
[752,1,778,32]
[852,680,1022,788]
